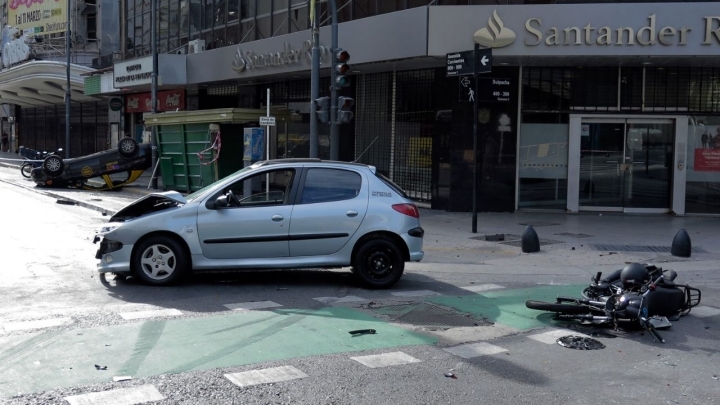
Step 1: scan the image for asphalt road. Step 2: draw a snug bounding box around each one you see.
[0,170,719,405]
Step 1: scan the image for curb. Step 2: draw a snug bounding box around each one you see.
[0,178,117,216]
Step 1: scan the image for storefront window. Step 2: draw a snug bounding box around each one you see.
[518,116,569,209]
[686,116,720,214]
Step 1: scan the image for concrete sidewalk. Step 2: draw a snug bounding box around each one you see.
[1,158,718,283]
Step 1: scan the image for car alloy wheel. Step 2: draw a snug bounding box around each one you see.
[139,243,177,281]
[118,138,139,158]
[46,157,61,172]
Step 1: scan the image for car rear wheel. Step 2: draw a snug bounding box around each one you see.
[352,237,405,289]
[42,155,64,177]
[132,236,189,286]
[118,138,139,159]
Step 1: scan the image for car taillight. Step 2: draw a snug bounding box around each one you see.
[392,203,419,218]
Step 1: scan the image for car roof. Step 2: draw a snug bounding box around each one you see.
[258,159,375,170]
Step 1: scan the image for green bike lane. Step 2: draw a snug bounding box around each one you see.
[0,285,581,397]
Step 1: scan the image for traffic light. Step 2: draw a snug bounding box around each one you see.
[314,97,330,123]
[334,49,351,88]
[337,96,354,124]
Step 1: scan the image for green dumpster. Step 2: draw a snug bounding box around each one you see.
[144,108,297,193]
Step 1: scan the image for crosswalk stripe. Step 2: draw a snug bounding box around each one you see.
[225,365,308,388]
[223,301,283,311]
[350,351,421,368]
[442,342,508,359]
[2,317,72,333]
[528,328,589,345]
[460,284,505,293]
[390,290,440,297]
[64,384,164,405]
[119,309,183,320]
[689,306,720,318]
[313,296,369,304]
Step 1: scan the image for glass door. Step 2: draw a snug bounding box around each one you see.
[579,119,674,212]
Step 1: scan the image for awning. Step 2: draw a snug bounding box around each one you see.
[143,108,301,126]
[0,61,103,108]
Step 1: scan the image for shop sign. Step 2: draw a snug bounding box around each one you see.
[472,10,720,49]
[8,0,68,35]
[114,58,153,87]
[125,90,185,113]
[694,149,720,172]
[232,41,329,73]
[109,98,123,111]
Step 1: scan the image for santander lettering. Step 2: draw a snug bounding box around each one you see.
[524,15,720,46]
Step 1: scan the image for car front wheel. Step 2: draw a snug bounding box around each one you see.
[352,237,405,289]
[118,138,139,159]
[132,236,189,286]
[42,155,64,177]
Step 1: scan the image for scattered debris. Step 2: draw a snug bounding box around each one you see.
[444,372,458,379]
[556,336,606,350]
[608,252,618,255]
[56,199,77,205]
[113,376,132,382]
[349,329,376,337]
[713,375,718,380]
[276,287,288,291]
[94,365,107,370]
[571,247,575,250]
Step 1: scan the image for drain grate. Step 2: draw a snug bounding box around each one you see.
[471,234,522,242]
[590,244,708,253]
[364,302,489,330]
[500,239,565,248]
[554,232,594,238]
[519,221,560,227]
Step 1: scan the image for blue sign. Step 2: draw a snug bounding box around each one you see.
[243,127,265,161]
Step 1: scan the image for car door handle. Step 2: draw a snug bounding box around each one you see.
[346,210,358,218]
[271,215,284,222]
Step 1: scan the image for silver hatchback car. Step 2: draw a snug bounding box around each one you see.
[94,159,424,288]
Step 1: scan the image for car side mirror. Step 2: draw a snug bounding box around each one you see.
[214,195,229,209]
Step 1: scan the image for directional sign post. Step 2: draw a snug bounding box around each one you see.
[471,45,491,233]
[446,48,492,77]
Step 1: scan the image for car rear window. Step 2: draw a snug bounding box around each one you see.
[375,172,408,198]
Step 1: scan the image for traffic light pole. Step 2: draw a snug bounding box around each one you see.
[309,3,320,159]
[329,0,339,161]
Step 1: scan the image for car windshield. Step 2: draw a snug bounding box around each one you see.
[185,166,253,202]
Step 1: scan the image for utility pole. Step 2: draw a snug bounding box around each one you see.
[64,0,71,158]
[150,0,159,188]
[329,0,338,161]
[309,0,320,158]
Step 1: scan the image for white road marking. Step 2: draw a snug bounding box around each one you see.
[690,306,720,318]
[390,290,440,297]
[460,284,505,293]
[2,317,72,333]
[224,365,308,387]
[64,384,164,405]
[313,295,369,304]
[119,309,183,320]
[442,342,508,359]
[350,351,421,368]
[223,301,283,311]
[528,328,589,345]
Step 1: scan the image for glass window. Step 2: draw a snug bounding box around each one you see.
[353,0,377,19]
[290,3,308,32]
[225,170,296,207]
[518,121,569,209]
[301,169,362,204]
[378,0,404,14]
[228,0,238,21]
[686,116,720,214]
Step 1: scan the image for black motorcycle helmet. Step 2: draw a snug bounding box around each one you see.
[620,263,650,288]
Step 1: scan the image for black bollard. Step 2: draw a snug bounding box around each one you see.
[671,229,692,258]
[521,225,540,253]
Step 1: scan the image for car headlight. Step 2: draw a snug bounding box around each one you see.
[98,224,122,236]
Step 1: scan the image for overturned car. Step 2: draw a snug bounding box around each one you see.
[31,138,152,190]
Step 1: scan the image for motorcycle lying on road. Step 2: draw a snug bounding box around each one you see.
[526,263,701,343]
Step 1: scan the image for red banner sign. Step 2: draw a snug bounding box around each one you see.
[695,149,720,172]
[125,90,185,113]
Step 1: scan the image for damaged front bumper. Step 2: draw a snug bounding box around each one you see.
[95,237,133,274]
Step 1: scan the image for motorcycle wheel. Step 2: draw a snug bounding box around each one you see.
[525,300,589,314]
[20,163,33,178]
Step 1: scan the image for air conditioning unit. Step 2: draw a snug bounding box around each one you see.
[188,39,205,54]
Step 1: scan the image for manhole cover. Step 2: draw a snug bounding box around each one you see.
[500,238,565,248]
[364,302,489,330]
[556,336,606,350]
[590,244,707,254]
[554,232,594,238]
[519,221,560,227]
